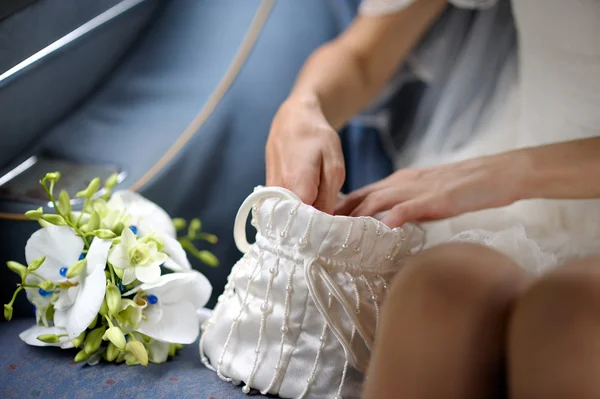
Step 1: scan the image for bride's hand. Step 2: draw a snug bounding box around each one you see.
[335,153,527,228]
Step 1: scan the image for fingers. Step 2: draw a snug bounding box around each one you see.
[379,199,433,228]
[348,187,407,218]
[313,155,345,214]
[334,180,386,215]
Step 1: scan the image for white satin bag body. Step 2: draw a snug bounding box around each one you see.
[200,187,425,398]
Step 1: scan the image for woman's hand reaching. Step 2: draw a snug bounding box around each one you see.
[266,97,345,215]
[335,153,528,228]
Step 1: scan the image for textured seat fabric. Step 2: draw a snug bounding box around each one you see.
[0,319,255,399]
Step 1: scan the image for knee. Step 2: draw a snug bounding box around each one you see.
[511,256,600,332]
[388,243,528,313]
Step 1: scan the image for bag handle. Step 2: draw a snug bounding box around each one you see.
[233,186,300,253]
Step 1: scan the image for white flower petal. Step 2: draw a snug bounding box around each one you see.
[146,340,170,364]
[121,268,137,285]
[19,325,74,349]
[121,227,136,248]
[110,191,176,238]
[55,238,111,338]
[25,226,83,281]
[108,244,130,269]
[135,264,161,284]
[161,235,191,272]
[197,307,213,325]
[87,238,114,274]
[123,271,212,310]
[136,301,199,344]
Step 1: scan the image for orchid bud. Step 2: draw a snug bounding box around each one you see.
[93,229,116,239]
[126,340,148,367]
[6,261,26,279]
[4,304,13,321]
[76,178,101,198]
[197,250,219,267]
[104,173,119,189]
[71,331,86,348]
[41,214,67,226]
[103,326,126,351]
[25,207,43,221]
[84,326,106,354]
[106,342,120,362]
[38,280,56,292]
[66,259,87,279]
[58,190,72,215]
[99,298,109,317]
[74,349,91,363]
[106,282,122,316]
[172,218,186,231]
[188,218,201,237]
[28,256,46,271]
[37,334,60,344]
[87,211,100,232]
[44,172,61,183]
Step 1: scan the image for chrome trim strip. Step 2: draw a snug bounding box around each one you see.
[0,156,37,187]
[0,0,147,84]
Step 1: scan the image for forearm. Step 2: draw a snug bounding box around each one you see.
[288,0,447,130]
[516,137,600,200]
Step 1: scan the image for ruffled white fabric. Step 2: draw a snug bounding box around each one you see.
[201,187,425,399]
[362,0,600,270]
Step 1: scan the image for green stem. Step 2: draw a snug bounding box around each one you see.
[26,271,46,281]
[20,284,41,289]
[41,183,91,249]
[76,198,91,226]
[107,263,116,285]
[105,316,114,328]
[8,286,23,306]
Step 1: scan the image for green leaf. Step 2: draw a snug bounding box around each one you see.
[24,208,43,221]
[6,261,27,279]
[58,190,72,216]
[41,214,67,226]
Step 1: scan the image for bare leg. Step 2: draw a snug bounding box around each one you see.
[362,243,529,399]
[509,255,600,399]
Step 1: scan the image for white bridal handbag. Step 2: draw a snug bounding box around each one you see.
[200,187,426,398]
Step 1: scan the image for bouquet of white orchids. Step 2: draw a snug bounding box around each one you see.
[3,172,217,366]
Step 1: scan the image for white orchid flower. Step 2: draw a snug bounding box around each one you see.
[19,325,74,349]
[53,237,113,339]
[108,191,176,238]
[24,226,85,325]
[108,228,168,285]
[123,271,212,344]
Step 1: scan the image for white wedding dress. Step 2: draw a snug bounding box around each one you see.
[362,0,600,273]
